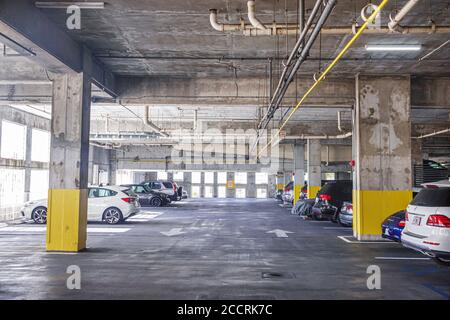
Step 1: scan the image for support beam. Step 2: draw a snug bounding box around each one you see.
[293,144,305,204]
[307,140,322,199]
[353,75,413,241]
[0,0,116,97]
[46,72,91,252]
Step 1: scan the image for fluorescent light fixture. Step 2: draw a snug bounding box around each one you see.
[35,2,105,9]
[365,44,422,51]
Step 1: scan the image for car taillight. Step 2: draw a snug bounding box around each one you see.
[320,194,332,201]
[121,197,132,203]
[398,220,406,227]
[346,204,353,211]
[426,215,450,228]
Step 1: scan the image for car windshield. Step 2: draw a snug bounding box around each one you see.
[121,188,136,197]
[411,188,450,207]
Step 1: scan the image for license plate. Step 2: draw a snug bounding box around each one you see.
[384,228,390,236]
[412,216,422,226]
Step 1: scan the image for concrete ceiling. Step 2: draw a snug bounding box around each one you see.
[33,0,450,77]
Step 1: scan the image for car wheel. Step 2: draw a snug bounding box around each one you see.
[103,207,123,225]
[32,206,47,224]
[433,257,450,267]
[150,197,163,207]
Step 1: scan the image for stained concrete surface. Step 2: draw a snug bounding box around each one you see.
[0,199,449,300]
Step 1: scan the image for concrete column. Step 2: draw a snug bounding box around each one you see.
[411,139,423,166]
[226,172,235,198]
[213,172,218,198]
[276,173,284,191]
[307,139,321,199]
[269,174,277,198]
[200,172,205,198]
[247,172,256,198]
[24,126,32,202]
[293,144,305,204]
[353,75,412,240]
[184,172,192,197]
[46,72,91,252]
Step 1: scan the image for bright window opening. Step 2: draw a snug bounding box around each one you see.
[235,172,247,184]
[236,188,246,198]
[173,172,184,181]
[157,171,168,180]
[218,186,226,198]
[191,186,200,198]
[0,168,25,209]
[191,172,201,184]
[255,172,268,184]
[217,172,227,184]
[30,170,49,201]
[116,170,133,185]
[31,129,50,163]
[257,188,267,199]
[1,120,27,160]
[204,186,214,198]
[204,172,214,184]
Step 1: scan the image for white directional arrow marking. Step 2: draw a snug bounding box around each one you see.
[267,229,293,238]
[160,228,186,237]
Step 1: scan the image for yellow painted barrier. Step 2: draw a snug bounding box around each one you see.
[46,189,88,252]
[276,183,284,191]
[308,186,321,199]
[353,190,412,239]
[293,185,302,204]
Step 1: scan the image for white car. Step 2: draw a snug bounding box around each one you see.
[21,186,140,225]
[402,179,450,266]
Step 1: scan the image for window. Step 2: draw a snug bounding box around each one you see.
[157,171,168,180]
[191,186,200,198]
[204,186,214,198]
[411,188,450,207]
[217,172,227,184]
[204,172,214,184]
[0,168,25,208]
[218,186,226,198]
[1,120,27,160]
[173,172,184,181]
[116,170,133,185]
[257,188,267,199]
[191,172,201,184]
[89,188,117,198]
[255,172,268,184]
[236,188,246,198]
[30,170,49,201]
[132,186,147,193]
[149,182,163,190]
[31,129,50,163]
[235,172,247,184]
[323,173,336,181]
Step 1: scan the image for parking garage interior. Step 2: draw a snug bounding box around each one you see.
[0,0,450,302]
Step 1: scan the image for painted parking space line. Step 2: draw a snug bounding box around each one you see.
[375,257,431,261]
[338,235,396,244]
[0,226,131,233]
[127,212,163,222]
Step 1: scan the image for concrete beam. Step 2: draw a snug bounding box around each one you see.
[0,0,116,97]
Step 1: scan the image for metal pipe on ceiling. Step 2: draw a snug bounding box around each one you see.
[414,128,450,139]
[144,106,170,137]
[388,0,420,32]
[247,1,267,31]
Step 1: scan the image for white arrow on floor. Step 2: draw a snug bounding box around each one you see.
[160,228,186,237]
[267,229,293,238]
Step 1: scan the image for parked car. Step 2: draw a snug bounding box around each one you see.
[182,189,188,199]
[120,184,169,207]
[142,181,175,200]
[282,181,294,204]
[311,180,353,222]
[402,180,450,266]
[21,186,140,225]
[337,201,353,227]
[381,210,406,242]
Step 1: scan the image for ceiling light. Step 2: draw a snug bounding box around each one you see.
[365,44,422,51]
[35,2,105,9]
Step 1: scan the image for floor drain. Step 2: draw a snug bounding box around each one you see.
[262,272,296,279]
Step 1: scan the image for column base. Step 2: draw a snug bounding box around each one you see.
[308,186,321,199]
[46,189,88,252]
[353,189,412,239]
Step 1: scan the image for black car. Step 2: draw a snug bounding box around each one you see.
[120,184,169,207]
[311,180,353,222]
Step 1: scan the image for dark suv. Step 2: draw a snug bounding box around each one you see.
[311,180,353,222]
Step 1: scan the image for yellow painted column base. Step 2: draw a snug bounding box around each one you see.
[276,183,284,191]
[293,185,302,204]
[46,189,88,252]
[353,190,412,240]
[308,186,321,199]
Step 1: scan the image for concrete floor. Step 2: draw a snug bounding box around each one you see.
[0,199,449,300]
